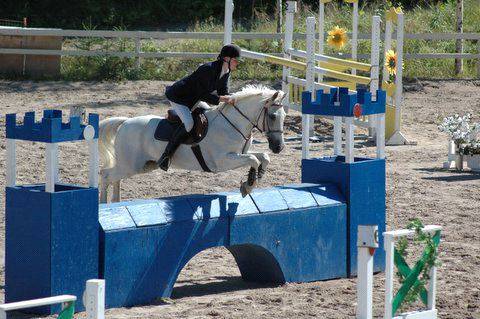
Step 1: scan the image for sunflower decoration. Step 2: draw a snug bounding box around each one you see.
[385,49,398,76]
[327,26,348,50]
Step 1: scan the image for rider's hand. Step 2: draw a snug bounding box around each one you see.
[220,95,236,106]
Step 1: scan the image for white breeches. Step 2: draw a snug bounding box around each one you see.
[170,101,194,132]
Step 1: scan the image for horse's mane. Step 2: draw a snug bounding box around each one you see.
[231,84,277,101]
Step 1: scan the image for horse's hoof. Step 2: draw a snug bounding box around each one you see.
[240,182,250,198]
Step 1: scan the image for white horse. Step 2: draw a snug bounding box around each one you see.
[99,85,286,203]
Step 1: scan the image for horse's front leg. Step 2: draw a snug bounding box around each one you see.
[225,153,261,197]
[248,152,270,180]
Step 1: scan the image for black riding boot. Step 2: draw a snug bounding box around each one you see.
[158,124,189,171]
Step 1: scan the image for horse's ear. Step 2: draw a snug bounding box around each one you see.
[270,91,279,102]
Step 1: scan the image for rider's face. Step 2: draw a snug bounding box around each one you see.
[224,57,239,71]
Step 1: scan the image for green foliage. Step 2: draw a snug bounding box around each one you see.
[9,0,479,81]
[396,219,441,311]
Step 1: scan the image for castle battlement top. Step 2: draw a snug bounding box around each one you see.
[6,110,99,143]
[302,87,386,117]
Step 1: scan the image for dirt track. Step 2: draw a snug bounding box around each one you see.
[0,79,478,318]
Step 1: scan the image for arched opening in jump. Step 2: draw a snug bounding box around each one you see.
[171,245,285,299]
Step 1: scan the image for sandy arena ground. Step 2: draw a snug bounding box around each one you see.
[0,79,478,318]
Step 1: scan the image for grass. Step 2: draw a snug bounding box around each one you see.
[59,0,480,82]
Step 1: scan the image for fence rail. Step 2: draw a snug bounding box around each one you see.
[1,27,480,76]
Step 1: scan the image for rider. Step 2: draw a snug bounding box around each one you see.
[159,44,241,171]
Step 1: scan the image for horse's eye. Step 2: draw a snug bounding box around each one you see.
[269,113,277,120]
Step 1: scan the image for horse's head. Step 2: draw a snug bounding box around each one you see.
[233,86,286,154]
[263,91,286,153]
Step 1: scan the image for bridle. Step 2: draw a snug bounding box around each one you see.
[219,98,284,145]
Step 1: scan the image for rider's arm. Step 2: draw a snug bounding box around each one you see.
[217,73,230,96]
[193,64,222,105]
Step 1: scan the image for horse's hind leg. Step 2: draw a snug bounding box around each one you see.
[100,166,127,203]
[112,180,121,202]
[100,171,110,203]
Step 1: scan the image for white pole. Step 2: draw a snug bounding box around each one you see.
[46,143,58,193]
[303,16,316,160]
[6,139,16,187]
[345,117,354,163]
[427,262,437,311]
[356,225,378,319]
[383,19,393,86]
[88,139,99,188]
[333,117,342,156]
[85,279,105,319]
[370,16,385,157]
[394,13,404,134]
[370,16,381,98]
[283,1,297,111]
[351,1,359,76]
[224,0,234,45]
[384,234,395,319]
[318,0,326,84]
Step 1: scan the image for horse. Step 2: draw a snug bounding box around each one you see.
[98,85,287,203]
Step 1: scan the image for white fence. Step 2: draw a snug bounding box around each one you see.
[1,27,480,76]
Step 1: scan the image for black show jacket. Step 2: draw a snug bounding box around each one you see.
[165,59,230,109]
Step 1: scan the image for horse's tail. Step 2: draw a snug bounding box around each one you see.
[99,117,128,169]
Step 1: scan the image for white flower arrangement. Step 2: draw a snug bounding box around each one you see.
[439,114,480,155]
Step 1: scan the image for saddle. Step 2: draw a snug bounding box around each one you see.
[154,107,208,145]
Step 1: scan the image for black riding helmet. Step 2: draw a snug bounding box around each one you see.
[218,44,241,60]
[219,44,241,73]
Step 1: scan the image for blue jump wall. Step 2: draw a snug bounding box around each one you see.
[5,89,386,313]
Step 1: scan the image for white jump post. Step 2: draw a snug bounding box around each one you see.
[283,1,297,113]
[224,0,234,45]
[84,279,106,319]
[384,9,409,145]
[302,16,316,159]
[356,225,379,319]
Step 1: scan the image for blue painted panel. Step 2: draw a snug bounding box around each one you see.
[6,187,52,312]
[215,191,259,217]
[157,198,197,223]
[275,184,318,209]
[187,194,226,220]
[99,206,136,231]
[6,185,99,314]
[102,218,229,308]
[249,188,288,213]
[51,186,99,312]
[6,111,99,143]
[309,183,346,206]
[230,205,348,282]
[127,202,167,227]
[301,156,386,276]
